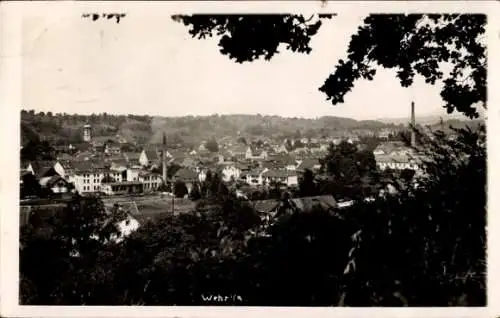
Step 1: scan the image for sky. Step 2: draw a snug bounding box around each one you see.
[22,13,457,120]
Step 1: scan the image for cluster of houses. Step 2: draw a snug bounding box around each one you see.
[20,130,336,199]
[372,141,422,172]
[21,111,428,201]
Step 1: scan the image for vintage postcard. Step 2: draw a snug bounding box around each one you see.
[0,1,498,317]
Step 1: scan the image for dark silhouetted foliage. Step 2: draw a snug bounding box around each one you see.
[205,139,219,153]
[173,14,485,118]
[173,180,189,198]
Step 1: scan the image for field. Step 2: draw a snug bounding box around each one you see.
[20,194,197,227]
[101,194,196,221]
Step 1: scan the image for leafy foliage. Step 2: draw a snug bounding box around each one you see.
[21,110,153,146]
[174,14,486,118]
[21,140,56,162]
[205,138,219,153]
[299,168,317,197]
[319,141,379,200]
[340,126,486,306]
[320,14,486,118]
[20,195,126,304]
[189,182,202,201]
[172,14,334,63]
[173,180,189,198]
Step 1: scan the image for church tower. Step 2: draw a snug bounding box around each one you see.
[83,124,92,142]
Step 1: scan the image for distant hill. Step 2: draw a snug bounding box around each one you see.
[146,114,394,145]
[21,110,482,148]
[20,110,152,147]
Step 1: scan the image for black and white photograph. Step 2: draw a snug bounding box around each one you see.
[0,1,497,316]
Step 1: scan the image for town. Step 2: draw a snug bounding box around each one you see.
[19,102,438,223]
[13,11,487,308]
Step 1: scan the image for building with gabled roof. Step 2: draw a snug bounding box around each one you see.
[139,148,160,167]
[25,160,65,179]
[38,175,71,194]
[251,195,338,222]
[245,146,268,161]
[173,168,199,183]
[138,171,162,192]
[296,158,321,173]
[262,169,298,187]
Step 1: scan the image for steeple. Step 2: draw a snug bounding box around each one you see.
[410,101,416,148]
[162,132,167,183]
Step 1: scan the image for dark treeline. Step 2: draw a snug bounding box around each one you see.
[21,110,153,146]
[21,109,404,148]
[20,126,486,306]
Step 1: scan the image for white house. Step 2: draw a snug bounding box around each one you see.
[220,164,241,182]
[198,169,207,183]
[139,148,164,167]
[38,175,71,194]
[245,168,267,186]
[139,171,162,192]
[69,169,106,194]
[375,154,420,171]
[373,141,412,156]
[112,215,140,243]
[261,169,298,187]
[126,168,141,182]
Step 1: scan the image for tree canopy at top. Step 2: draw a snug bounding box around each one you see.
[172,14,486,119]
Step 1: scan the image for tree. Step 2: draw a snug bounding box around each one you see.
[319,141,378,200]
[172,14,334,63]
[340,126,486,306]
[208,172,223,198]
[400,168,416,182]
[21,140,56,162]
[173,14,485,118]
[20,173,42,199]
[20,195,126,304]
[173,180,188,198]
[157,182,171,193]
[205,139,219,153]
[189,182,202,201]
[299,169,317,197]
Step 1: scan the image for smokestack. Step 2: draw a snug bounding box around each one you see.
[162,132,167,183]
[410,101,416,147]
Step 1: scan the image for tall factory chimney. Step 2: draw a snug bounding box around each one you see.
[162,132,167,183]
[410,101,416,147]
